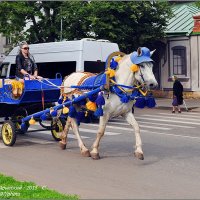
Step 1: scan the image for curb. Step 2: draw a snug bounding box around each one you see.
[155,106,200,112]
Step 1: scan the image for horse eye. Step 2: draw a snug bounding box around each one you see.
[139,65,144,68]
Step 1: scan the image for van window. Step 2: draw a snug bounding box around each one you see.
[84,61,105,73]
[37,62,76,78]
[9,62,76,79]
[0,63,9,78]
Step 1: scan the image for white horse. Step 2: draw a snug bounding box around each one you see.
[59,47,158,160]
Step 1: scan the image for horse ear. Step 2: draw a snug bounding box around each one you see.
[150,49,156,57]
[137,47,142,56]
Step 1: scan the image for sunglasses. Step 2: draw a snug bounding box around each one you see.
[22,47,29,50]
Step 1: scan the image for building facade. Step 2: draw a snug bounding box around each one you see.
[154,3,200,98]
[0,34,6,64]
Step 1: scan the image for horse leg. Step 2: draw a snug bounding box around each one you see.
[59,117,71,150]
[90,114,109,160]
[69,117,90,157]
[124,112,144,160]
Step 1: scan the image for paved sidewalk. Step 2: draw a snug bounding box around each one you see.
[155,98,200,112]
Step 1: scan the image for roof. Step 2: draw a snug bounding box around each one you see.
[165,3,200,37]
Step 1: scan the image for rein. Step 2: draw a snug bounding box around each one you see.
[36,50,149,102]
[139,67,146,84]
[109,79,148,97]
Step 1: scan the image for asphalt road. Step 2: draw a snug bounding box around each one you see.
[0,108,200,199]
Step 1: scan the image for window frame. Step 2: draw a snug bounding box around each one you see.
[171,46,187,76]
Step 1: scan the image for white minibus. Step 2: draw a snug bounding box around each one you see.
[0,38,119,79]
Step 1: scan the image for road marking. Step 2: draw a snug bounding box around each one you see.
[81,127,200,140]
[141,114,200,122]
[109,117,195,128]
[20,138,55,144]
[0,133,89,149]
[179,112,200,115]
[67,134,89,139]
[1,124,199,149]
[83,123,171,131]
[136,116,200,125]
[137,120,195,129]
[142,129,200,140]
[79,128,122,135]
[30,129,90,139]
[107,121,171,130]
[158,112,200,118]
[109,118,124,122]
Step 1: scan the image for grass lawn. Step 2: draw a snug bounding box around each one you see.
[0,174,79,199]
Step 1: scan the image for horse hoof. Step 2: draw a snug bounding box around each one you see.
[91,153,100,160]
[81,150,91,157]
[134,152,144,160]
[59,142,66,150]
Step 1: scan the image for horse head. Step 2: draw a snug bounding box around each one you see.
[129,47,158,89]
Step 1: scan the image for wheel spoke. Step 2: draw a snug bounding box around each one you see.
[1,121,16,146]
[51,118,64,141]
[3,124,12,144]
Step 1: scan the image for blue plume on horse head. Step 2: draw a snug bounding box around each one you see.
[110,58,118,70]
[130,47,153,64]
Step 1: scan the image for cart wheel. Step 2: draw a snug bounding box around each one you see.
[1,120,17,146]
[14,117,30,134]
[12,108,29,134]
[51,118,66,141]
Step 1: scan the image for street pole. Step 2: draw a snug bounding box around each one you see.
[60,7,63,41]
[60,17,63,41]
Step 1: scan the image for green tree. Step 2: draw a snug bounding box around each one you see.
[196,1,200,8]
[0,1,63,44]
[60,1,172,52]
[60,1,92,40]
[86,1,172,52]
[0,1,172,53]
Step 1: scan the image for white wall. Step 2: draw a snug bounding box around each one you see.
[190,35,200,91]
[160,36,191,90]
[0,34,6,63]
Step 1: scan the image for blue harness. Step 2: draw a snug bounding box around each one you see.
[78,73,156,109]
[81,73,107,89]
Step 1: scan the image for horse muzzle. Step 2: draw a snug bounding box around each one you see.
[148,82,158,90]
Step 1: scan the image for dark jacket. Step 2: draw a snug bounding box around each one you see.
[173,80,183,105]
[15,54,38,78]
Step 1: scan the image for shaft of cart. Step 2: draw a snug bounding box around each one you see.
[21,86,103,124]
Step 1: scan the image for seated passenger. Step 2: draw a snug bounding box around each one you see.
[15,41,42,82]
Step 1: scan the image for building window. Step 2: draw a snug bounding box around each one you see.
[172,46,186,75]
